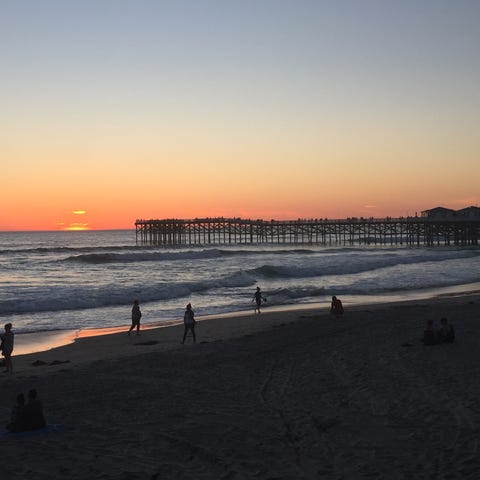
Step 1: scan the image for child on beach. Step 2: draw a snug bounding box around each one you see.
[128,300,142,336]
[0,323,14,373]
[182,303,196,344]
[252,287,267,314]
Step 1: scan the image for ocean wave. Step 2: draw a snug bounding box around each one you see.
[62,245,476,265]
[0,270,257,316]
[266,286,326,303]
[250,249,478,280]
[1,243,319,258]
[64,248,227,264]
[61,246,320,264]
[0,245,144,256]
[5,256,477,317]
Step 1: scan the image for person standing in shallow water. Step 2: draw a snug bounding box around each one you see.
[128,300,142,336]
[182,303,196,344]
[252,286,267,314]
[0,323,14,373]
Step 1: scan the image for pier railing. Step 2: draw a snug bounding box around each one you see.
[135,217,480,246]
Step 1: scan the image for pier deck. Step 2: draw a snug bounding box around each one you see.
[135,217,479,246]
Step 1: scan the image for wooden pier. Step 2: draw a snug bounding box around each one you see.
[135,217,480,247]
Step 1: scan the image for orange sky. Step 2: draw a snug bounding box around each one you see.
[2,2,479,231]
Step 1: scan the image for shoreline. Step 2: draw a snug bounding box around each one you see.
[9,291,480,376]
[11,281,480,357]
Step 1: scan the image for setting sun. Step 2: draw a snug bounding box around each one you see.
[64,223,89,231]
[57,210,90,230]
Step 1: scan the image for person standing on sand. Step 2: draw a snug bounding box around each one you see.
[182,303,196,344]
[128,300,142,336]
[0,323,14,373]
[252,286,267,314]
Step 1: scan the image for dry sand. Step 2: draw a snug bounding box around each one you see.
[1,295,480,479]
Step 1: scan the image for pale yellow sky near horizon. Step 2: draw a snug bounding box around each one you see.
[2,1,479,230]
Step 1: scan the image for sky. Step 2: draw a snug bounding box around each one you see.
[2,0,479,230]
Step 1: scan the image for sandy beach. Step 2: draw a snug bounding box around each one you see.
[1,294,480,479]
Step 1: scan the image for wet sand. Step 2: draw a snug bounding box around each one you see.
[1,294,480,479]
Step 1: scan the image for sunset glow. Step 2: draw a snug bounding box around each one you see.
[64,223,90,232]
[1,1,479,231]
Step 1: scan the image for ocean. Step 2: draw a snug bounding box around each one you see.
[1,230,479,353]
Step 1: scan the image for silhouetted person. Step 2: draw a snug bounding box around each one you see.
[20,389,46,431]
[437,317,455,343]
[182,303,196,344]
[330,296,344,315]
[6,393,25,432]
[422,319,437,345]
[252,287,267,314]
[1,322,14,373]
[128,300,142,336]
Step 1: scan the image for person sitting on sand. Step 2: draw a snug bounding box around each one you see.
[19,389,46,431]
[6,393,25,432]
[437,317,455,343]
[0,322,14,373]
[422,319,437,345]
[182,303,196,344]
[330,296,344,315]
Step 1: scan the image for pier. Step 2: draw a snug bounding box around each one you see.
[135,217,480,246]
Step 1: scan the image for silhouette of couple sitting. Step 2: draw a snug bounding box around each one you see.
[6,389,46,432]
[422,317,455,346]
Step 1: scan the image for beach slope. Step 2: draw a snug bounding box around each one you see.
[1,295,480,479]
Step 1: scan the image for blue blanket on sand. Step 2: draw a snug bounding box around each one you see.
[0,424,63,440]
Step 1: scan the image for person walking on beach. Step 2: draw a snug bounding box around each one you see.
[252,286,267,314]
[182,303,196,344]
[128,300,142,336]
[0,323,14,373]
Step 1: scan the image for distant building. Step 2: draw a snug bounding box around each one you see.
[421,206,480,220]
[421,207,456,219]
[456,206,480,219]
